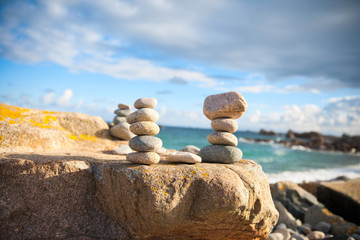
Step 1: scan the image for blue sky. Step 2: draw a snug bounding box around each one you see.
[1,0,359,135]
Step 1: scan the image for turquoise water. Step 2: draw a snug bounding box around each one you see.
[157,126,360,183]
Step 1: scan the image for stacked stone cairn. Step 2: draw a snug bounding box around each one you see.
[126,98,162,164]
[199,91,247,163]
[109,103,135,140]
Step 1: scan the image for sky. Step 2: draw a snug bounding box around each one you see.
[0,0,360,136]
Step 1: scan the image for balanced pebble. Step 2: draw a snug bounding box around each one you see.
[306,231,325,240]
[211,118,238,133]
[118,103,131,109]
[130,121,160,136]
[126,108,159,124]
[110,122,135,140]
[113,116,127,125]
[114,108,132,117]
[179,145,200,155]
[203,91,247,120]
[126,152,160,164]
[166,151,202,164]
[113,145,132,155]
[199,145,243,163]
[207,132,238,146]
[129,136,162,152]
[134,98,157,109]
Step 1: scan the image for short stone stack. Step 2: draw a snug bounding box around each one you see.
[126,98,162,164]
[199,91,247,163]
[109,103,135,140]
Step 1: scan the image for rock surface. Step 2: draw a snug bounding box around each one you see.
[0,103,123,152]
[1,152,278,239]
[199,145,243,163]
[0,153,129,239]
[304,204,357,235]
[203,91,247,120]
[306,178,360,225]
[271,181,320,221]
[94,158,278,239]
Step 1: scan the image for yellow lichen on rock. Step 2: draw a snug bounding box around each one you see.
[0,103,121,153]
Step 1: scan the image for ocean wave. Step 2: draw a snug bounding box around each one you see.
[290,145,312,152]
[266,164,360,184]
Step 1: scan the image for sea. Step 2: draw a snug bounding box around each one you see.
[157,126,360,183]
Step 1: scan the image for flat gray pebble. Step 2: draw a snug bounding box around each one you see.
[199,145,243,163]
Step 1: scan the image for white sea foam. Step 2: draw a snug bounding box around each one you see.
[290,145,312,152]
[266,164,360,184]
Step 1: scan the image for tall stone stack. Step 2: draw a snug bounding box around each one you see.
[126,98,162,164]
[109,103,135,140]
[199,91,247,163]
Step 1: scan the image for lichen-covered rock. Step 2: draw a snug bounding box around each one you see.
[0,103,121,152]
[271,181,320,221]
[304,204,357,236]
[93,159,279,239]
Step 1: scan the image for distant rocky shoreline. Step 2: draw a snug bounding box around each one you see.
[255,129,360,154]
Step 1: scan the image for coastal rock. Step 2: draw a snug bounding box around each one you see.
[0,153,128,239]
[314,221,331,234]
[274,201,301,230]
[0,103,121,153]
[211,118,238,133]
[207,132,238,146]
[117,103,131,109]
[271,181,320,221]
[126,152,160,164]
[109,122,135,140]
[129,136,162,152]
[114,108,131,117]
[112,116,126,125]
[311,178,360,225]
[94,159,279,239]
[179,145,200,155]
[203,91,247,120]
[199,145,243,163]
[304,204,357,235]
[113,145,132,155]
[134,98,157,109]
[126,108,159,124]
[129,121,160,136]
[165,151,202,163]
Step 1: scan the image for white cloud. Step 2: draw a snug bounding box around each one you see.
[240,99,360,135]
[57,89,73,106]
[42,92,55,104]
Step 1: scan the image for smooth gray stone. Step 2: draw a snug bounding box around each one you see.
[179,145,200,155]
[113,116,127,125]
[113,145,132,155]
[199,145,243,163]
[129,136,163,152]
[114,108,131,117]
